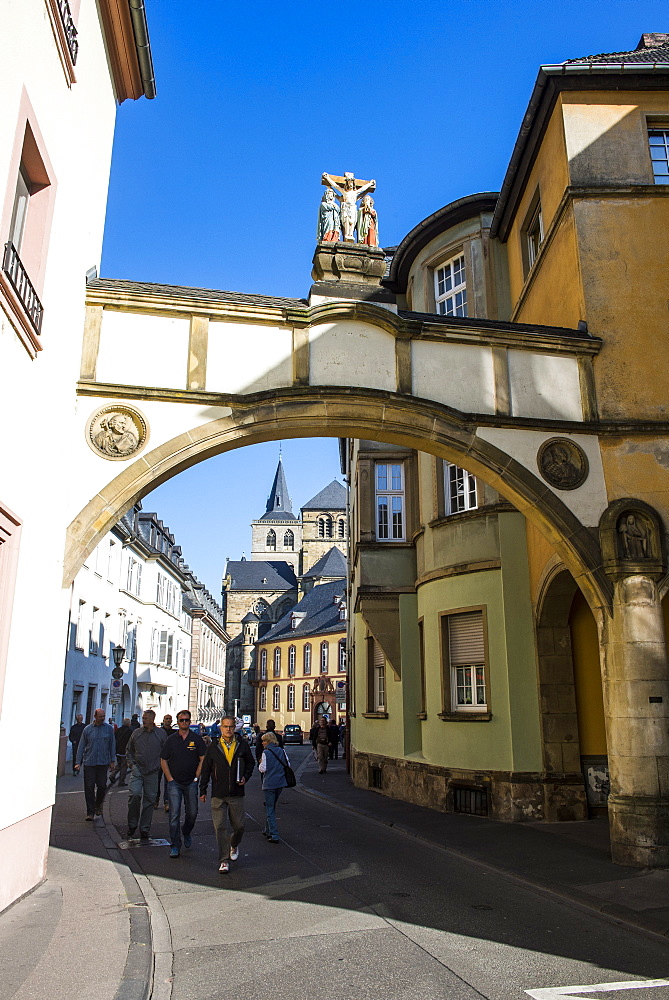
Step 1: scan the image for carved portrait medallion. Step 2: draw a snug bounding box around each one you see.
[86,405,148,461]
[537,437,588,490]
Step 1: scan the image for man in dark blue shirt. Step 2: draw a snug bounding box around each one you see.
[160,710,207,858]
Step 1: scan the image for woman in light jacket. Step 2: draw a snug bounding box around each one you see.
[258,731,289,843]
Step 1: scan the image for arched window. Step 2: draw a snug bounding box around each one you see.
[303,643,311,675]
[259,686,267,711]
[338,519,346,539]
[273,647,281,677]
[320,640,329,673]
[283,529,294,549]
[338,638,346,672]
[266,529,276,550]
[318,516,333,538]
[273,685,280,711]
[288,645,296,675]
[287,684,295,711]
[302,684,311,711]
[260,648,267,680]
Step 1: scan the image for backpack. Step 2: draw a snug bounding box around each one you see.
[268,746,296,787]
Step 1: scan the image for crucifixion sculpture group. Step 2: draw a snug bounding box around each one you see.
[318,171,379,247]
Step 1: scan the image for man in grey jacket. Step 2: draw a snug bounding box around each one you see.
[125,709,167,840]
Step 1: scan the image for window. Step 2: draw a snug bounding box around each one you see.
[89,607,100,655]
[648,128,669,184]
[283,529,294,549]
[287,684,295,711]
[158,631,174,667]
[526,201,544,270]
[434,253,467,317]
[126,556,141,596]
[259,686,267,711]
[288,645,296,675]
[273,647,281,677]
[443,610,487,712]
[266,530,276,550]
[418,620,426,716]
[445,463,478,515]
[318,516,333,538]
[369,638,386,713]
[302,683,311,711]
[75,600,86,650]
[337,519,346,539]
[320,641,329,673]
[273,685,280,711]
[260,649,267,680]
[338,638,347,672]
[303,643,312,675]
[375,463,405,540]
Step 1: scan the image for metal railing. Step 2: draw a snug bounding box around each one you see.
[56,0,78,65]
[2,243,44,335]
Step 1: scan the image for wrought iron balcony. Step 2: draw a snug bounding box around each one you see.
[56,0,78,65]
[2,243,44,335]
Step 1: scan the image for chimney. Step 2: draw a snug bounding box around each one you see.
[636,33,669,49]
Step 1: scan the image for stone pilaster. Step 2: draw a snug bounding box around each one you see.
[310,242,395,305]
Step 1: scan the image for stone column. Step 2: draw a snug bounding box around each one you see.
[601,575,669,866]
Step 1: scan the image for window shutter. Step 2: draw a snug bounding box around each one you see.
[372,638,385,668]
[448,611,484,664]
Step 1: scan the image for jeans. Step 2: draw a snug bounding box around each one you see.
[263,787,282,839]
[210,795,245,863]
[83,764,109,815]
[167,779,198,849]
[71,742,80,774]
[127,768,160,835]
[155,771,169,805]
[111,754,128,785]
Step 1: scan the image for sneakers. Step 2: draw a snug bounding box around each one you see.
[183,834,192,849]
[230,846,239,861]
[169,847,180,858]
[269,837,280,843]
[140,831,149,841]
[126,827,137,839]
[85,814,94,822]
[219,861,230,873]
[95,806,102,816]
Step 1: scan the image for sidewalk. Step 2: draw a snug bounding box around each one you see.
[0,773,150,1000]
[298,753,669,940]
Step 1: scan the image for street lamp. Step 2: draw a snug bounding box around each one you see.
[112,645,125,668]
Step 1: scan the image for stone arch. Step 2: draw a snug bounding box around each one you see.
[64,390,609,611]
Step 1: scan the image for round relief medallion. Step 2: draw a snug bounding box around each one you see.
[537,437,588,491]
[86,405,148,461]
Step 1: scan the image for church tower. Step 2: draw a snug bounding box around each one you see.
[250,456,302,572]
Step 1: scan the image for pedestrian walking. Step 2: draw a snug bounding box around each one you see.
[264,718,284,746]
[129,713,140,731]
[68,714,85,776]
[74,709,116,819]
[109,718,132,785]
[155,714,175,811]
[327,719,340,760]
[258,732,289,843]
[313,717,330,773]
[125,709,167,840]
[199,716,255,873]
[161,710,207,858]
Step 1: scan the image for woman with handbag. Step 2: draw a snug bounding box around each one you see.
[258,731,291,843]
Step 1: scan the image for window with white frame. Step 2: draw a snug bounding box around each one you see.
[126,556,141,596]
[320,640,329,673]
[288,645,296,675]
[158,631,174,667]
[434,253,467,317]
[444,463,478,514]
[75,599,86,649]
[526,201,543,270]
[338,638,346,672]
[370,637,386,712]
[648,128,669,184]
[273,684,280,711]
[259,686,267,711]
[260,648,267,680]
[273,647,281,677]
[302,683,310,711]
[89,607,100,654]
[287,684,295,711]
[303,643,311,675]
[375,463,405,541]
[444,609,487,712]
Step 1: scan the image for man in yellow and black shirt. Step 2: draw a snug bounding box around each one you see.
[199,715,255,873]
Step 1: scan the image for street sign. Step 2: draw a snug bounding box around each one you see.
[109,693,122,705]
[111,666,123,680]
[526,979,669,998]
[110,678,122,691]
[242,715,251,724]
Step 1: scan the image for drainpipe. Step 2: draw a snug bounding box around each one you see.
[128,0,156,99]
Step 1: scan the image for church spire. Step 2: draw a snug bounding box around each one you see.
[265,456,293,515]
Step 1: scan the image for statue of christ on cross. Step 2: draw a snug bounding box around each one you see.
[322,172,376,243]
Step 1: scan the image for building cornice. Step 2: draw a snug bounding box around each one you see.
[98,0,155,102]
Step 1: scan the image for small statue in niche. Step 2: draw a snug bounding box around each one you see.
[321,171,376,243]
[618,513,649,559]
[93,412,139,457]
[317,188,341,242]
[357,194,379,247]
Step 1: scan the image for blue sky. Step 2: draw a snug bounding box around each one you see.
[100,0,667,595]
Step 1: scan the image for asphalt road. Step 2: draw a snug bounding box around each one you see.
[109,745,669,1000]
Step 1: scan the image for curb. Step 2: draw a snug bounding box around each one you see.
[295,775,669,944]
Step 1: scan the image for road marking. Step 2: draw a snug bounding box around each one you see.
[526,979,669,998]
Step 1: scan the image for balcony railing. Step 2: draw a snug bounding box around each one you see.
[56,0,78,65]
[2,243,44,335]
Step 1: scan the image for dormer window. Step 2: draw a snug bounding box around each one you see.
[434,253,467,317]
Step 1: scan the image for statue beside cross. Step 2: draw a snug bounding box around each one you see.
[319,171,379,246]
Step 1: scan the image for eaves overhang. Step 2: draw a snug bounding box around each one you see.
[384,193,499,294]
[490,62,669,242]
[99,0,156,102]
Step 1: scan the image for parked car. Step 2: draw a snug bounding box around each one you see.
[283,724,303,745]
[241,725,254,743]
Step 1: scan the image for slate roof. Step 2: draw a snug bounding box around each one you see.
[302,546,347,580]
[564,36,669,65]
[87,277,306,311]
[258,580,346,643]
[301,480,347,510]
[225,560,296,592]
